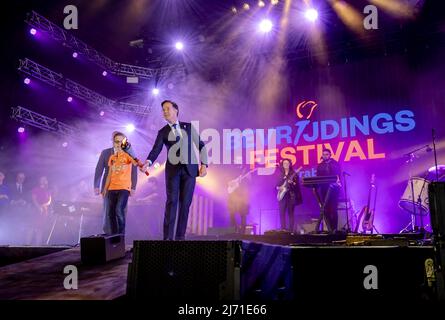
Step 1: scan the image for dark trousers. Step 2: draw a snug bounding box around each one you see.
[319,185,339,232]
[104,190,130,235]
[279,196,296,232]
[229,211,247,234]
[164,165,196,240]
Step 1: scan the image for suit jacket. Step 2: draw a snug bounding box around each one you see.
[9,182,30,203]
[94,148,138,193]
[147,122,208,178]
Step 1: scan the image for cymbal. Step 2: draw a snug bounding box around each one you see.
[428,165,445,173]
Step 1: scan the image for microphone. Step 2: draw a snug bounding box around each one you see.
[121,138,149,176]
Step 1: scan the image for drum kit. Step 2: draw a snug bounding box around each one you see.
[399,159,445,233]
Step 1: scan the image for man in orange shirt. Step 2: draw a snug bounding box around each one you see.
[94,131,138,235]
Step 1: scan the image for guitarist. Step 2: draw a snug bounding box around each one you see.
[227,165,250,234]
[316,149,341,233]
[276,159,302,232]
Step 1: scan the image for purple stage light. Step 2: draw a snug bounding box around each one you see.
[259,19,273,33]
[102,71,108,76]
[18,127,25,133]
[30,28,37,35]
[152,88,160,96]
[24,78,31,85]
[62,142,68,148]
[126,124,136,133]
[67,96,73,102]
[72,52,78,58]
[175,42,184,51]
[99,111,105,116]
[305,8,319,22]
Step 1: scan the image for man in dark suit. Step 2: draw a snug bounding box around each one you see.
[142,100,208,240]
[10,172,29,207]
[94,131,138,234]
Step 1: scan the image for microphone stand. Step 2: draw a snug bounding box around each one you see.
[342,172,351,233]
[432,129,439,182]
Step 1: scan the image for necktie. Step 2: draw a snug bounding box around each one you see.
[172,124,181,158]
[172,124,181,142]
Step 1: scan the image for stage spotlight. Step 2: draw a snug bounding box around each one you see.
[231,6,238,14]
[18,127,25,133]
[271,0,279,5]
[259,19,273,33]
[24,78,31,85]
[67,96,73,102]
[305,8,319,22]
[29,28,37,35]
[102,71,108,76]
[72,52,78,58]
[62,142,68,148]
[175,42,184,51]
[258,1,266,7]
[126,123,135,133]
[99,111,105,116]
[243,3,250,10]
[152,88,160,96]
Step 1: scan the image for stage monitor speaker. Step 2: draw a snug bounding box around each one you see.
[127,240,241,300]
[80,234,126,265]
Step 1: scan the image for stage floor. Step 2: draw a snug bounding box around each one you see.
[0,233,435,300]
[0,246,131,300]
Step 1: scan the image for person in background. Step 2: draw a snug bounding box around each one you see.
[316,149,341,233]
[276,159,302,232]
[0,171,10,215]
[10,172,29,206]
[30,176,52,244]
[227,165,251,234]
[9,172,30,241]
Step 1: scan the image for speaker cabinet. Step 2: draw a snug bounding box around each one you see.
[127,240,241,300]
[80,234,125,265]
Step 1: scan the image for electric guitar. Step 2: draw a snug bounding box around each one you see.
[227,168,259,194]
[355,174,376,233]
[277,166,303,201]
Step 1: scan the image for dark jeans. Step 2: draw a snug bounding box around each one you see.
[104,190,130,235]
[279,196,296,232]
[318,185,339,232]
[164,165,196,240]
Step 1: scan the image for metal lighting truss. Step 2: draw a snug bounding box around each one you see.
[25,11,186,79]
[11,106,78,138]
[18,58,152,116]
